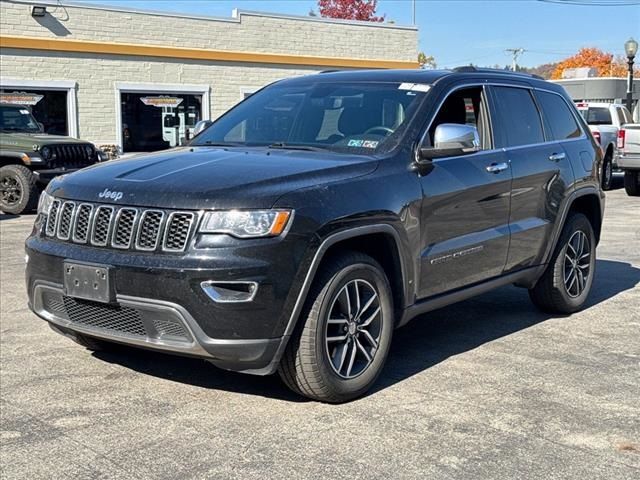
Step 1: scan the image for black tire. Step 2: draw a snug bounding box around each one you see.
[624,170,640,196]
[529,213,596,314]
[278,251,394,403]
[0,164,39,214]
[601,153,613,191]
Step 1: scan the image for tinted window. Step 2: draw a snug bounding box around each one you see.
[0,105,41,133]
[429,87,492,149]
[616,106,632,125]
[536,91,582,140]
[492,86,544,148]
[192,82,427,155]
[585,107,612,125]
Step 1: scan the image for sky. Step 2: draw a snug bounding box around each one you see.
[82,0,640,68]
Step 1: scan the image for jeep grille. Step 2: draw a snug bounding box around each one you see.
[45,200,197,252]
[48,144,95,169]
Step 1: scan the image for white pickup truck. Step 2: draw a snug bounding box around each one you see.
[617,124,640,196]
[575,102,634,191]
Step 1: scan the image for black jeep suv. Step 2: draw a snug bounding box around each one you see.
[26,68,604,402]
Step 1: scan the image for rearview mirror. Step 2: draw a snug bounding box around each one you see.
[193,120,213,137]
[418,123,480,160]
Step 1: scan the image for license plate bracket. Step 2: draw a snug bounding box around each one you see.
[63,262,114,303]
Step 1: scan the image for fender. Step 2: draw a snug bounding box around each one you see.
[528,185,605,286]
[255,224,409,375]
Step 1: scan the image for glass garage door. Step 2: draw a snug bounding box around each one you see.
[0,89,69,135]
[120,92,202,153]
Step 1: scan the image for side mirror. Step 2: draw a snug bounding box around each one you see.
[418,123,480,161]
[193,120,213,137]
[37,122,45,133]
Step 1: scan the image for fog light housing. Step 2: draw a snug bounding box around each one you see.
[201,281,258,303]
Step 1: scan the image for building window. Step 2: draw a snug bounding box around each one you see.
[120,92,203,153]
[0,89,69,135]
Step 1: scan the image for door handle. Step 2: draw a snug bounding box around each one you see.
[486,162,509,173]
[549,152,566,162]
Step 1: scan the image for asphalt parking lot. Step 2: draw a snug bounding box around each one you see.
[1,182,639,480]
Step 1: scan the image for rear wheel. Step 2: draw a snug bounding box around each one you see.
[624,170,640,196]
[279,252,394,403]
[529,213,596,314]
[601,153,613,191]
[0,164,39,214]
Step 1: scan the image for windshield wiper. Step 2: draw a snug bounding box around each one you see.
[197,141,244,147]
[267,143,326,152]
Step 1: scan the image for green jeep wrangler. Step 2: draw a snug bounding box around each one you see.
[0,103,106,214]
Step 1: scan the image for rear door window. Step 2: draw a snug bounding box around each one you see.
[535,91,582,140]
[585,108,612,125]
[491,86,544,148]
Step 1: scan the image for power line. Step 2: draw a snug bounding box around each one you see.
[537,0,640,6]
[505,48,526,71]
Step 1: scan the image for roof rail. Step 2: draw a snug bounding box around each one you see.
[452,66,544,81]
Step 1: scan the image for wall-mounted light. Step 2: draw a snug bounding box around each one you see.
[31,5,47,17]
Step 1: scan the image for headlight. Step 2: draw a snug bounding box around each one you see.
[199,210,293,238]
[84,145,94,157]
[40,146,51,160]
[37,190,54,215]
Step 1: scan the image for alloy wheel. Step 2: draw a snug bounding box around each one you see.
[0,175,22,206]
[563,230,591,298]
[325,279,382,379]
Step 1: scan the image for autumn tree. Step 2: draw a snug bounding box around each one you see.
[318,0,385,22]
[551,47,638,79]
[418,52,436,69]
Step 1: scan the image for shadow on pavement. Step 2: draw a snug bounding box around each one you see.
[92,259,640,402]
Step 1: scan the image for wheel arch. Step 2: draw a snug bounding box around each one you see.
[265,224,411,375]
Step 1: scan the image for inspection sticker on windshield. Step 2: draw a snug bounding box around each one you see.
[20,109,30,115]
[348,139,379,148]
[398,83,431,92]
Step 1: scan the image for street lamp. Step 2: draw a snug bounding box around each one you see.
[624,37,638,113]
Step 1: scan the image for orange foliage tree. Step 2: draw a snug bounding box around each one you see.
[551,47,639,79]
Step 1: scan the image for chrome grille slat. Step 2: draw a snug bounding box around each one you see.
[91,206,115,246]
[45,199,61,236]
[72,204,94,243]
[56,201,76,240]
[112,208,138,249]
[136,210,164,251]
[163,212,195,252]
[44,201,196,252]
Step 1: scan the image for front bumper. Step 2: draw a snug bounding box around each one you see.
[26,219,314,375]
[30,281,280,374]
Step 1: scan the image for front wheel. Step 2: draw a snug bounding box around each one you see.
[529,213,596,314]
[279,252,394,403]
[0,164,39,214]
[624,170,640,196]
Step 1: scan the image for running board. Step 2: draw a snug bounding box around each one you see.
[397,267,540,328]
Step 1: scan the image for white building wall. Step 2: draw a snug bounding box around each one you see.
[0,0,418,148]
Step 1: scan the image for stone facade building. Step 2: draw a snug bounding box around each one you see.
[0,0,418,152]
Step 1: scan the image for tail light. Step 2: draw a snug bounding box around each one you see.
[617,130,626,150]
[592,131,601,144]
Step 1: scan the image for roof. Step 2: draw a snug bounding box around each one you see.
[280,67,557,89]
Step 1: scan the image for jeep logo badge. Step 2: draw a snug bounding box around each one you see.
[98,188,124,201]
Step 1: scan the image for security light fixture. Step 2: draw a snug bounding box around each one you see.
[31,5,47,17]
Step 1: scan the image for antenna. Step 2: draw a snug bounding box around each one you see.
[505,48,526,71]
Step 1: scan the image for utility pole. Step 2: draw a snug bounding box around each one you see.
[505,48,525,72]
[412,0,416,25]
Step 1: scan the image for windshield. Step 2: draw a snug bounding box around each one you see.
[192,82,429,155]
[0,105,41,133]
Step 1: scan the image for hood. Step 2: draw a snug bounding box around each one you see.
[48,146,378,209]
[1,132,92,147]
